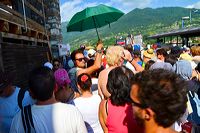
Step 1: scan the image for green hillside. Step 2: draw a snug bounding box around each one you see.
[61,7,200,50]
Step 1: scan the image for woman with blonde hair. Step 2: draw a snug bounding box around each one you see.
[98,46,125,99]
[98,45,143,99]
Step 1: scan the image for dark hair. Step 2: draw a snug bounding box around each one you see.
[107,66,134,106]
[0,70,13,90]
[145,60,155,70]
[131,69,187,128]
[77,73,92,91]
[29,67,55,101]
[170,46,181,60]
[165,54,177,66]
[195,62,200,73]
[124,44,133,54]
[80,44,86,50]
[71,49,83,61]
[156,48,168,58]
[53,58,60,64]
[87,59,95,68]
[133,50,141,56]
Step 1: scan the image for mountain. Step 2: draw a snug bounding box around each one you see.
[61,7,200,50]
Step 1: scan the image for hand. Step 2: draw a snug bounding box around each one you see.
[123,49,133,62]
[96,40,103,51]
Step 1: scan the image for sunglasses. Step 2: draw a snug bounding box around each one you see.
[131,99,148,109]
[54,64,60,67]
[75,58,85,62]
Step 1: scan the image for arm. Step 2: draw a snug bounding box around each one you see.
[77,41,103,76]
[129,59,144,72]
[123,49,144,72]
[99,100,108,133]
[98,72,104,100]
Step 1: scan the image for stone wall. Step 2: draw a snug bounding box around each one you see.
[44,0,62,45]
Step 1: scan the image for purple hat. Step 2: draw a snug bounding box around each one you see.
[54,68,71,87]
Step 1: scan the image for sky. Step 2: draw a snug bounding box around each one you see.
[60,0,200,22]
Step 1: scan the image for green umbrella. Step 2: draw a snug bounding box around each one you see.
[67,4,124,40]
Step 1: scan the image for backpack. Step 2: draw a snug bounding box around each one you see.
[18,88,27,109]
[18,88,36,133]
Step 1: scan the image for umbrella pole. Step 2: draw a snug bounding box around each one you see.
[92,16,100,40]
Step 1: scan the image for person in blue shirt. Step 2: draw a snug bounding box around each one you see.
[133,50,143,66]
[0,70,34,133]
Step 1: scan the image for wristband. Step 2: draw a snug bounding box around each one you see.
[96,50,103,54]
[129,58,134,62]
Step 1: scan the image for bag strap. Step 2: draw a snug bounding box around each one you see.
[188,91,195,98]
[21,105,36,133]
[27,105,35,129]
[24,106,31,133]
[18,88,27,109]
[21,108,27,133]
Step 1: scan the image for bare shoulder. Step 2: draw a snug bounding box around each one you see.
[98,69,107,83]
[99,67,113,77]
[76,68,85,76]
[99,69,106,77]
[98,69,108,86]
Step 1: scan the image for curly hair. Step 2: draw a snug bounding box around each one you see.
[131,69,187,128]
[106,46,124,66]
[77,73,92,91]
[71,49,83,61]
[107,66,134,106]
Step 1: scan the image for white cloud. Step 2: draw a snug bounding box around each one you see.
[60,0,97,22]
[60,0,152,22]
[186,1,200,9]
[60,0,82,22]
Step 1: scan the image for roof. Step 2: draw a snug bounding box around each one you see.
[149,27,200,39]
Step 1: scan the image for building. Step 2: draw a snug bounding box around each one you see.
[44,0,62,45]
[0,0,62,88]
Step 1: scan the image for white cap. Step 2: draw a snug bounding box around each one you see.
[44,62,53,69]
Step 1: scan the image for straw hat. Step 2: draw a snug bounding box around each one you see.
[143,49,155,59]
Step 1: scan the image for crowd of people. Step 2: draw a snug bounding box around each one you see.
[0,39,200,133]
